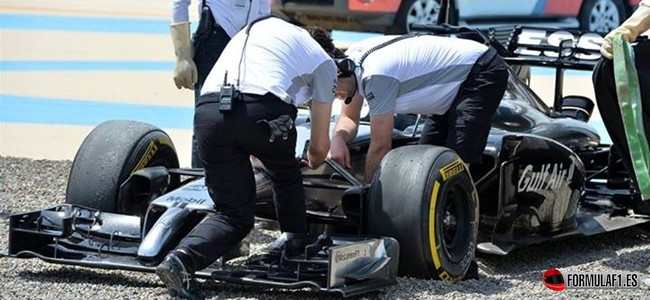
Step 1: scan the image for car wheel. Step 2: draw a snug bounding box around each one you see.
[66,120,180,216]
[367,145,479,282]
[579,0,626,33]
[389,0,458,34]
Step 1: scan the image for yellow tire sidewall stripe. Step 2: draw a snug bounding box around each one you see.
[428,180,442,269]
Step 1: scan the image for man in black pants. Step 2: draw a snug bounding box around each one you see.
[170,0,271,168]
[593,0,650,210]
[156,17,337,299]
[328,33,508,182]
[326,31,508,281]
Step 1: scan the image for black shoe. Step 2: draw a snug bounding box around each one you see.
[283,233,332,258]
[629,179,650,215]
[156,252,204,300]
[463,260,480,280]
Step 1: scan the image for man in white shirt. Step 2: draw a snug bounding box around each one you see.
[328,33,509,183]
[593,0,650,210]
[170,0,270,168]
[156,17,337,299]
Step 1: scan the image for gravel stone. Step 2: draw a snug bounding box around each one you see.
[1,156,649,299]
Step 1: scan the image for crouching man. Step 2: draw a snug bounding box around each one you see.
[323,31,509,183]
[155,17,338,299]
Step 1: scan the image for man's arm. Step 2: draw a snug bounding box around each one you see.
[308,100,333,167]
[171,0,191,23]
[364,113,394,182]
[306,59,337,168]
[329,94,363,168]
[601,1,650,59]
[358,74,400,181]
[170,0,197,90]
[333,94,364,143]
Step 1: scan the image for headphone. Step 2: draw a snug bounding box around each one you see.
[335,57,357,78]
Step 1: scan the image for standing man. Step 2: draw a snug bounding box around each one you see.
[327,33,509,183]
[156,17,337,300]
[170,0,270,168]
[593,0,650,210]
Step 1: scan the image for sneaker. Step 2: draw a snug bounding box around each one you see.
[463,260,480,280]
[155,252,204,300]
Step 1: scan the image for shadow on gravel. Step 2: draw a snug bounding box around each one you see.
[477,226,650,283]
[198,280,392,300]
[195,274,511,299]
[15,267,159,289]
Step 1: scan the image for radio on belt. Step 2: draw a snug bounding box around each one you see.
[219,71,240,112]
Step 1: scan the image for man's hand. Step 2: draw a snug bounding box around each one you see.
[601,2,650,59]
[328,137,351,168]
[301,151,325,169]
[170,22,198,90]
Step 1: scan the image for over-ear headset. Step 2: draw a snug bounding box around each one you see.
[335,57,357,78]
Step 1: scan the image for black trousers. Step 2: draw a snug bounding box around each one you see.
[592,40,650,186]
[190,23,231,168]
[177,93,307,271]
[418,47,508,164]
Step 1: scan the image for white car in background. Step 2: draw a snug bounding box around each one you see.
[271,0,643,34]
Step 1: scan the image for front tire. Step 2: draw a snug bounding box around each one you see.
[367,145,479,282]
[66,120,179,215]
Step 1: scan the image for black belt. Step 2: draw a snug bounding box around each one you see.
[198,92,280,107]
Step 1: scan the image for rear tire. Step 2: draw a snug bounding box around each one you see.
[66,120,179,215]
[367,145,479,282]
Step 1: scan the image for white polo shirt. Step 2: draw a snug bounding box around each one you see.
[345,34,489,116]
[172,0,270,37]
[202,17,338,106]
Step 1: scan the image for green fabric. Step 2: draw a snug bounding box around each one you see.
[612,34,650,201]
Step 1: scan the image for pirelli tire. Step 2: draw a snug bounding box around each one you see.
[367,145,479,282]
[66,120,180,215]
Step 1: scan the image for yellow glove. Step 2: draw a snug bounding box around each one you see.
[170,22,198,90]
[601,2,650,59]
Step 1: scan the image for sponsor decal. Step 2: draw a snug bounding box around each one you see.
[183,184,208,191]
[131,141,158,175]
[518,163,575,193]
[516,28,603,60]
[164,195,207,205]
[440,159,465,181]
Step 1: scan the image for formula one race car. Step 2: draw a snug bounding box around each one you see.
[2,25,650,297]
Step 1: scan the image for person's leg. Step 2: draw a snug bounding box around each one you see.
[418,114,449,146]
[592,41,650,186]
[178,102,256,271]
[447,49,508,165]
[156,101,255,299]
[190,25,231,168]
[244,97,307,236]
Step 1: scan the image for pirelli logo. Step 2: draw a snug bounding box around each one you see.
[131,141,158,175]
[440,159,465,181]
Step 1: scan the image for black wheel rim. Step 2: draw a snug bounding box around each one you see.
[439,182,471,263]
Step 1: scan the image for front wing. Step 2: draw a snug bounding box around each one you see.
[0,204,399,298]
